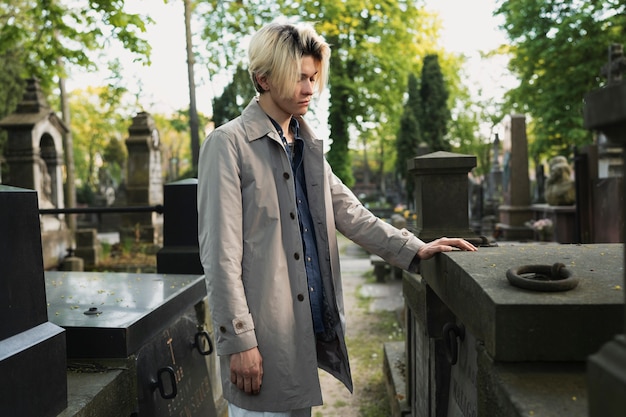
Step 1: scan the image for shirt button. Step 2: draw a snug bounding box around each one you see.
[297,294,305,301]
[307,256,312,262]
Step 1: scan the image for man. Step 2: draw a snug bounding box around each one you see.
[197,20,477,417]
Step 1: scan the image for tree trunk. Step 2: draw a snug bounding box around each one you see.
[58,60,77,242]
[184,0,200,173]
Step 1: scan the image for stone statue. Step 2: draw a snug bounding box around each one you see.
[544,156,576,206]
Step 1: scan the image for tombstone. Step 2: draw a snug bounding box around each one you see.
[74,228,102,269]
[0,185,67,416]
[122,111,163,244]
[582,42,626,417]
[0,77,71,268]
[413,242,623,417]
[497,115,534,241]
[481,134,504,238]
[156,179,203,275]
[156,179,224,412]
[407,151,478,242]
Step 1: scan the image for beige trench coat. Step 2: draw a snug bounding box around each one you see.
[197,99,424,412]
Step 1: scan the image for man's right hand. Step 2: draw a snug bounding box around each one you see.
[230,347,263,395]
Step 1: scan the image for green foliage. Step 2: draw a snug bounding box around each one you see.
[197,0,443,187]
[66,86,130,191]
[212,65,256,127]
[396,73,422,202]
[153,111,205,181]
[419,54,451,152]
[495,0,626,161]
[0,0,152,95]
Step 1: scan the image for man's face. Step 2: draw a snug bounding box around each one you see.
[268,55,318,117]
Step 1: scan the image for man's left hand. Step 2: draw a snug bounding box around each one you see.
[417,237,477,261]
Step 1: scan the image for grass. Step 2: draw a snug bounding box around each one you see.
[348,282,405,417]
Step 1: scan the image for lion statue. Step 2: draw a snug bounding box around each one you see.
[544,156,576,206]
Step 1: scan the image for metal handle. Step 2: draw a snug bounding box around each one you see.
[193,330,214,356]
[506,263,578,292]
[151,366,177,400]
[443,322,465,365]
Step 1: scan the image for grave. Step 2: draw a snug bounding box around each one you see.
[47,270,218,417]
[497,115,534,241]
[156,178,203,275]
[407,243,623,416]
[122,111,163,244]
[407,151,478,242]
[0,77,71,269]
[0,185,67,416]
[583,42,626,417]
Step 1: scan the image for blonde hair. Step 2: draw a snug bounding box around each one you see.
[248,21,330,99]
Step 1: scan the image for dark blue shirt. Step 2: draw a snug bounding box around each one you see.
[270,117,326,334]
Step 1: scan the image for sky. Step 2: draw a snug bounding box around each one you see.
[69,0,513,121]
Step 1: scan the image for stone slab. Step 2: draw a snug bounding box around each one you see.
[0,185,47,339]
[0,322,67,417]
[58,360,136,417]
[45,271,206,358]
[420,244,624,361]
[477,345,587,417]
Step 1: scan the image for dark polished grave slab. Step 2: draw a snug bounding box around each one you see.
[45,271,206,358]
[46,271,217,416]
[0,185,67,417]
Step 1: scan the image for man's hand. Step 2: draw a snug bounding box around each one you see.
[230,347,263,395]
[417,237,477,261]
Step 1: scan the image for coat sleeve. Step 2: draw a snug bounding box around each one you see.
[325,160,424,270]
[198,129,258,356]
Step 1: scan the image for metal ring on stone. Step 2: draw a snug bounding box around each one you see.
[506,263,578,292]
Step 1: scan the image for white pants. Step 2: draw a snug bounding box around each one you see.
[228,403,311,417]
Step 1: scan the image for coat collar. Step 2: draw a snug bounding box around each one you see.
[241,98,324,155]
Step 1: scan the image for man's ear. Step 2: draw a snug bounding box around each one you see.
[256,74,270,91]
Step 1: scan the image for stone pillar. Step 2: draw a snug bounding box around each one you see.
[0,77,71,269]
[497,115,534,241]
[407,151,477,242]
[74,228,102,270]
[583,43,626,417]
[156,179,203,275]
[0,185,67,416]
[122,111,163,244]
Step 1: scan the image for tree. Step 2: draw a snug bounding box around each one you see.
[183,0,201,173]
[396,73,422,203]
[495,0,626,161]
[1,0,152,215]
[0,1,151,95]
[66,86,129,192]
[419,54,451,152]
[197,0,441,187]
[212,65,257,127]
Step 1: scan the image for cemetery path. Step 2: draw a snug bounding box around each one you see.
[313,234,404,417]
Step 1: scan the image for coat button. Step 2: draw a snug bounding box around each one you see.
[290,212,296,219]
[297,294,305,301]
[235,322,244,330]
[283,172,290,179]
[219,326,226,333]
[294,252,300,260]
